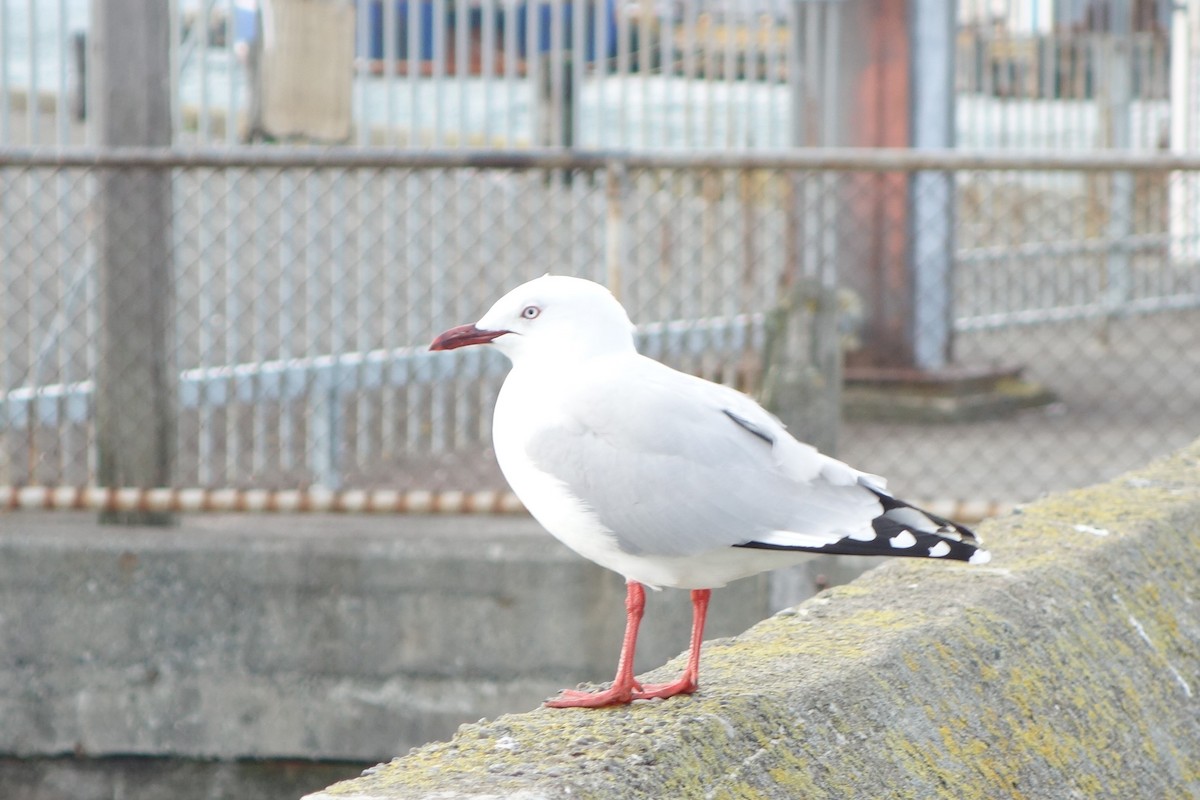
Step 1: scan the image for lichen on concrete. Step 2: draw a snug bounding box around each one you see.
[306,440,1200,800]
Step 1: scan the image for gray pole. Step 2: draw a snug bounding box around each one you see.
[90,0,176,524]
[908,0,956,370]
[1104,3,1133,335]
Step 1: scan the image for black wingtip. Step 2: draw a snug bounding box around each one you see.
[736,486,989,564]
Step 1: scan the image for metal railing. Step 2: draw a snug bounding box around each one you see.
[4,2,1198,153]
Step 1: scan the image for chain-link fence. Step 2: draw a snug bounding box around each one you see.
[2,148,1197,508]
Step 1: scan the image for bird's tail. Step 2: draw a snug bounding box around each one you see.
[856,487,991,564]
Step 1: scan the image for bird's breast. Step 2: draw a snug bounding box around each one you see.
[492,372,631,571]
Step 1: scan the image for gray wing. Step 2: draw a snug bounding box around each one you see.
[524,357,883,558]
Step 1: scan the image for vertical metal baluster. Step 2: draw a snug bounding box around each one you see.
[700,5,710,145]
[354,169,371,476]
[85,166,98,480]
[252,168,267,479]
[355,0,369,145]
[482,0,496,145]
[549,0,563,146]
[429,170,447,456]
[56,0,69,144]
[382,0,396,143]
[407,0,419,144]
[26,0,40,142]
[304,170,325,484]
[616,0,629,146]
[54,0,70,480]
[0,0,10,142]
[722,2,735,148]
[196,169,213,485]
[451,171,467,452]
[638,0,650,148]
[455,0,467,145]
[380,167,397,462]
[327,169,348,487]
[745,11,759,149]
[225,167,241,483]
[278,170,295,474]
[225,0,236,143]
[682,0,696,148]
[593,0,609,149]
[503,0,516,146]
[199,0,211,141]
[405,170,422,455]
[433,0,446,145]
[658,0,672,149]
[169,0,183,139]
[525,0,538,143]
[0,164,13,483]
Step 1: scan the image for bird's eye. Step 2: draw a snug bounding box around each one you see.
[521,305,540,320]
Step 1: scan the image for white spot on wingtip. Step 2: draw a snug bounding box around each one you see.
[969,549,992,565]
[1073,524,1111,537]
[889,530,917,549]
[928,541,951,558]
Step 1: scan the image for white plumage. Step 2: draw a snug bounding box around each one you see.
[430,275,989,707]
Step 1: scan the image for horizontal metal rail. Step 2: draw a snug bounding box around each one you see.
[954,293,1200,332]
[4,146,1200,172]
[0,483,1012,523]
[0,485,527,515]
[0,314,765,428]
[955,232,1178,264]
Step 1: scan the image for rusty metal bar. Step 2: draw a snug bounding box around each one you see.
[0,483,1008,522]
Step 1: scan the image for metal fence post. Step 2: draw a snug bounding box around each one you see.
[604,160,628,300]
[90,0,175,524]
[1168,0,1198,263]
[909,0,956,371]
[1104,4,1134,335]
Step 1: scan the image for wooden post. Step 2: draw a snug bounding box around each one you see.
[90,0,176,525]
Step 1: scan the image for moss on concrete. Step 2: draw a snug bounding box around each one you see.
[306,440,1200,800]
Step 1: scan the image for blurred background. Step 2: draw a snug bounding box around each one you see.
[1,0,1198,798]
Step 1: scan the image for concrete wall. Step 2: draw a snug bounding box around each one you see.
[308,438,1200,800]
[0,510,794,798]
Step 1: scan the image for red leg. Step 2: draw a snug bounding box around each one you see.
[545,580,647,708]
[632,588,710,701]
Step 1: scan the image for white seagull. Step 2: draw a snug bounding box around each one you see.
[430,275,990,708]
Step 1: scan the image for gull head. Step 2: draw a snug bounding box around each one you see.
[429,275,637,366]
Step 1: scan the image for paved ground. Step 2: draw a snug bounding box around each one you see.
[839,309,1200,503]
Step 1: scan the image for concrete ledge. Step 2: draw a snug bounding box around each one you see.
[308,440,1200,799]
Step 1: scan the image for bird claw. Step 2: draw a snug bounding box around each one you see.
[630,676,698,701]
[544,681,643,708]
[545,675,697,707]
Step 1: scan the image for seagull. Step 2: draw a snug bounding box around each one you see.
[430,275,990,708]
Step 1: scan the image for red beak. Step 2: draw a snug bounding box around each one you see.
[429,324,508,351]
